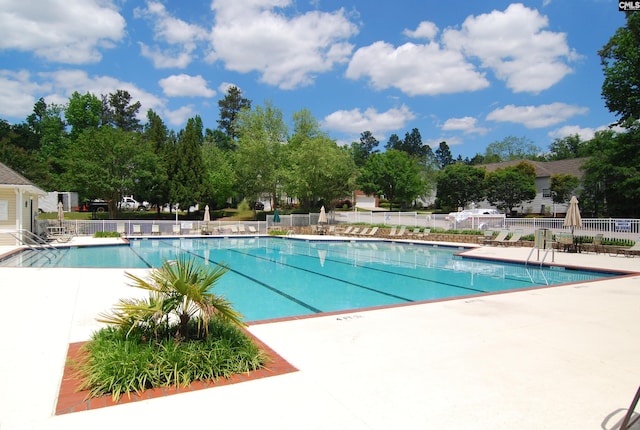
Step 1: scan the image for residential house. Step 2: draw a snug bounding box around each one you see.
[0,162,46,246]
[480,157,588,216]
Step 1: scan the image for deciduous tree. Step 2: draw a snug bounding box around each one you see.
[436,163,486,211]
[599,11,640,126]
[234,102,287,208]
[357,149,426,210]
[485,162,536,215]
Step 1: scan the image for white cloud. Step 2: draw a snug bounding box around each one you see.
[159,74,216,97]
[403,21,438,40]
[135,1,209,69]
[164,105,195,126]
[0,0,125,64]
[0,70,48,118]
[441,116,488,135]
[208,0,358,89]
[486,103,588,128]
[138,43,195,69]
[322,105,416,135]
[218,82,240,94]
[547,124,616,141]
[425,136,463,148]
[346,41,489,96]
[442,3,579,93]
[41,69,165,118]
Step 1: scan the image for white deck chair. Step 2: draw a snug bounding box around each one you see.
[395,226,406,237]
[487,229,509,245]
[151,224,160,235]
[359,227,370,235]
[133,224,142,235]
[116,223,126,235]
[237,224,246,234]
[248,225,257,234]
[339,226,353,235]
[366,227,379,236]
[388,226,397,237]
[503,229,523,246]
[172,224,180,235]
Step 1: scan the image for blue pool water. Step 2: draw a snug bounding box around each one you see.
[2,237,617,321]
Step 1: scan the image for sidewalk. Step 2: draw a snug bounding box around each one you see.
[0,239,638,429]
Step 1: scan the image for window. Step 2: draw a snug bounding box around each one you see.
[542,188,551,198]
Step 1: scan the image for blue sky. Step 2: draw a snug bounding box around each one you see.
[0,0,627,158]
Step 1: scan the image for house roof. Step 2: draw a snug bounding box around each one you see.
[479,157,589,178]
[0,161,46,194]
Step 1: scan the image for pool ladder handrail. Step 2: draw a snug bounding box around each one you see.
[620,385,640,430]
[525,243,555,267]
[8,229,60,263]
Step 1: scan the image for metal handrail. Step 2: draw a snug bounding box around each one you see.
[620,385,640,430]
[8,229,60,263]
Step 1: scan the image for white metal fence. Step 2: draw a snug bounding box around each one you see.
[267,211,639,241]
[39,212,639,241]
[39,219,268,237]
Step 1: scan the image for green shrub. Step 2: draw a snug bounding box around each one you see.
[237,199,250,212]
[75,256,266,401]
[268,230,288,236]
[76,318,265,400]
[94,231,122,238]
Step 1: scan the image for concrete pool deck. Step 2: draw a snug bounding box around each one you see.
[0,236,639,429]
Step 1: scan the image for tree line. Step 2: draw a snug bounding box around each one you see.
[0,13,638,218]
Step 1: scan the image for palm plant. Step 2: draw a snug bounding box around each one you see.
[99,256,244,340]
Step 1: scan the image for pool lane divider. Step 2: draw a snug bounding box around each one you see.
[254,240,496,296]
[156,239,323,314]
[148,238,540,306]
[224,247,417,303]
[127,244,154,268]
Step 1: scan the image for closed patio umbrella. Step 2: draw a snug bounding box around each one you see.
[273,209,280,223]
[318,206,328,224]
[563,195,582,235]
[203,205,210,222]
[57,201,64,226]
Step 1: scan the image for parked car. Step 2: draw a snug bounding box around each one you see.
[119,196,150,211]
[254,201,265,210]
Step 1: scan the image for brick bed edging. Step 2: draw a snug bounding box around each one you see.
[55,330,298,415]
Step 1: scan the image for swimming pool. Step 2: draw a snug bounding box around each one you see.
[1,237,617,321]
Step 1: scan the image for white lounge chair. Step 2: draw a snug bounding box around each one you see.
[339,226,354,235]
[487,229,509,246]
[503,229,523,246]
[366,227,379,236]
[172,224,180,235]
[151,224,160,235]
[133,224,142,235]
